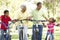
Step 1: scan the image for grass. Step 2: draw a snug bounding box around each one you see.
[11,27,60,40]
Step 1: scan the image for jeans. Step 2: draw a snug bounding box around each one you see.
[0,29,9,40]
[18,25,28,40]
[32,25,43,40]
[45,32,54,40]
[0,29,4,40]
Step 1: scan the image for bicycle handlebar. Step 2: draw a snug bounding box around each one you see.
[15,19,47,22]
[0,22,13,29]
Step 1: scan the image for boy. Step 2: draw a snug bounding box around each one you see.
[1,10,11,31]
[0,10,15,40]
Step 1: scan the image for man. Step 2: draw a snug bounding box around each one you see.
[29,2,45,40]
[14,5,30,40]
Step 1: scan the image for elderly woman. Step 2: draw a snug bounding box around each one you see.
[14,5,30,40]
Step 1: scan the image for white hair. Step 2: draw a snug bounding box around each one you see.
[20,5,26,9]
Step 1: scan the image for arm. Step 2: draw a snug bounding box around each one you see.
[0,16,1,20]
[42,14,49,21]
[8,16,11,21]
[42,23,46,27]
[26,10,34,20]
[55,23,60,26]
[8,16,19,23]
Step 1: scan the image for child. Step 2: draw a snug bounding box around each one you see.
[43,18,60,40]
[0,10,15,40]
[1,10,12,31]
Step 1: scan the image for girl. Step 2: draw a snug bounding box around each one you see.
[43,18,60,40]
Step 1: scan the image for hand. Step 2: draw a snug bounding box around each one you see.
[27,16,32,20]
[12,19,17,23]
[42,23,46,27]
[56,24,60,26]
[42,15,49,21]
[42,23,44,25]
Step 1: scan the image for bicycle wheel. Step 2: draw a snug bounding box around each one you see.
[47,34,50,40]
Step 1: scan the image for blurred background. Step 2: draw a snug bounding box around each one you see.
[0,0,60,40]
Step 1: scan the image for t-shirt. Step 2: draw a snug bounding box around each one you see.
[31,9,44,20]
[14,11,30,26]
[1,15,11,31]
[31,9,45,24]
[47,23,55,33]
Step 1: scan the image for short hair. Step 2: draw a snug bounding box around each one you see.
[4,10,9,14]
[37,2,42,6]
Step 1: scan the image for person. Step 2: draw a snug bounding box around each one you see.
[43,18,60,40]
[28,2,45,40]
[0,10,15,40]
[14,5,30,40]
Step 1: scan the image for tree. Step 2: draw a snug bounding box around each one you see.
[43,0,59,18]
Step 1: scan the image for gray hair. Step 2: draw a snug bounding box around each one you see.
[20,5,26,9]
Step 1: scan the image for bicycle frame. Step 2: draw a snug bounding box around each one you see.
[47,33,51,40]
[28,19,47,40]
[14,19,47,40]
[47,28,54,40]
[0,22,13,40]
[16,20,24,40]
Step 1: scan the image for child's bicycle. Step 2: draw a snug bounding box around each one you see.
[0,21,13,40]
[47,28,54,40]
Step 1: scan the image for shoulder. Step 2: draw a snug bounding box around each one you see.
[31,9,36,12]
[7,16,11,19]
[47,23,49,25]
[52,23,55,25]
[1,15,4,18]
[1,15,4,17]
[31,9,36,14]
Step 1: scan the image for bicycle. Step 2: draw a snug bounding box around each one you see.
[30,20,47,40]
[47,28,54,40]
[0,21,13,40]
[15,19,47,40]
[16,20,26,40]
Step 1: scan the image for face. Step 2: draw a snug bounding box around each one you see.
[37,4,42,10]
[21,7,26,11]
[4,12,9,16]
[49,18,53,22]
